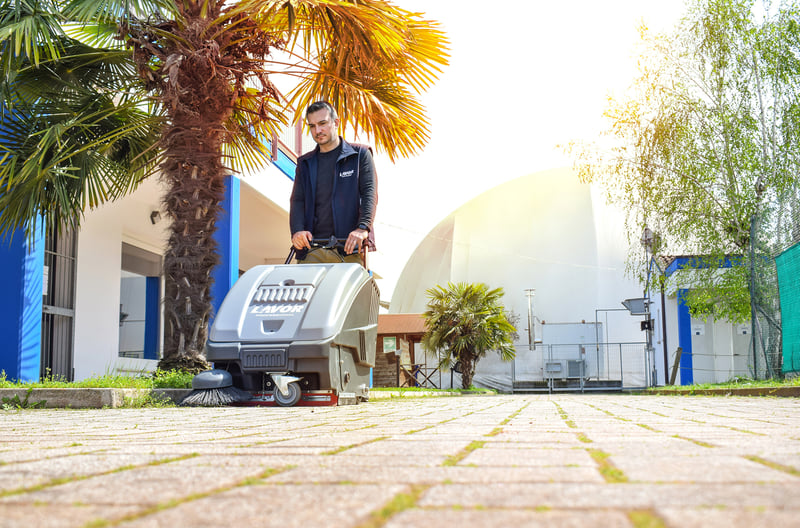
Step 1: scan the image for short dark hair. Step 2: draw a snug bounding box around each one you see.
[306,101,338,121]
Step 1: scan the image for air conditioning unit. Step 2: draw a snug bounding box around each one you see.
[545,361,566,380]
[567,359,585,379]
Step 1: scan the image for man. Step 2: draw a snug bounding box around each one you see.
[289,101,377,264]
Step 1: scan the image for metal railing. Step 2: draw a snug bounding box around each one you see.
[511,342,649,393]
[273,121,312,162]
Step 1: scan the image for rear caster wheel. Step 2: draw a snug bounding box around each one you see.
[274,382,302,407]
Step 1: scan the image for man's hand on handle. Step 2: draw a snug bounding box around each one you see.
[293,229,367,255]
[345,228,369,255]
[292,231,313,250]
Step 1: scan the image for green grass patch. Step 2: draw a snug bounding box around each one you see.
[744,455,800,477]
[442,440,486,467]
[628,510,668,528]
[85,466,288,528]
[647,376,800,393]
[370,386,497,395]
[636,423,659,432]
[119,391,177,408]
[673,435,715,448]
[2,388,47,410]
[499,402,530,425]
[587,448,628,483]
[0,454,199,499]
[553,402,577,428]
[357,485,431,528]
[0,369,194,389]
[323,436,388,456]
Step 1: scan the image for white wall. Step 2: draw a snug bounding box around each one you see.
[71,165,292,380]
[73,177,168,379]
[661,293,752,386]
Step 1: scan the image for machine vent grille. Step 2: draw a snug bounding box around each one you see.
[359,332,368,363]
[368,282,380,324]
[252,286,311,304]
[242,349,288,370]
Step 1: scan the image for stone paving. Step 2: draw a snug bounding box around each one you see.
[0,394,798,527]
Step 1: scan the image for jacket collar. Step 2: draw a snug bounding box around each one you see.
[312,136,357,161]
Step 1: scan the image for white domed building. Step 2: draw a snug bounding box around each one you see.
[387,168,655,391]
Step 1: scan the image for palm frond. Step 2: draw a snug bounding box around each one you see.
[0,0,67,70]
[251,0,448,160]
[0,88,162,236]
[62,0,176,23]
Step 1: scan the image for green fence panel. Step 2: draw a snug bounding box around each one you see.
[776,242,800,375]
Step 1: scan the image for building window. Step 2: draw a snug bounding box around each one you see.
[119,243,161,360]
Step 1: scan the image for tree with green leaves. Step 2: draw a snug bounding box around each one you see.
[1,0,449,372]
[566,0,800,324]
[422,282,516,389]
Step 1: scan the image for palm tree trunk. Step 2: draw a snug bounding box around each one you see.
[460,356,474,389]
[158,149,225,372]
[154,3,233,372]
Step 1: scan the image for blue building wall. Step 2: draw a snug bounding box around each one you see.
[676,288,694,385]
[0,228,45,382]
[210,175,240,322]
[143,276,160,360]
[665,256,746,385]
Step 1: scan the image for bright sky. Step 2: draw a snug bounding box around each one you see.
[369,0,687,301]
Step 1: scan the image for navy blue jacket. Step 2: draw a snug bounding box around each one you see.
[290,137,377,248]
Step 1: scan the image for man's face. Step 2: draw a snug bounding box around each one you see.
[307,109,339,150]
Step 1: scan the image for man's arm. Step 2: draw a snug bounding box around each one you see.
[357,147,377,229]
[289,163,311,249]
[344,147,377,255]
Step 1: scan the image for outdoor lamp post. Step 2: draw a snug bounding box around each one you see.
[640,227,657,386]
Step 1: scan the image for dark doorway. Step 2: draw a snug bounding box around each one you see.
[41,225,77,381]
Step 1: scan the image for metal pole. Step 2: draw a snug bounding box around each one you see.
[595,309,600,381]
[749,214,759,379]
[525,289,535,350]
[660,284,668,385]
[511,347,516,393]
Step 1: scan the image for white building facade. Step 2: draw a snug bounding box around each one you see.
[0,131,304,382]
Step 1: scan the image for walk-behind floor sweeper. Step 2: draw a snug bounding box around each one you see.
[182,257,380,407]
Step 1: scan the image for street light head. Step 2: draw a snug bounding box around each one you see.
[622,297,650,315]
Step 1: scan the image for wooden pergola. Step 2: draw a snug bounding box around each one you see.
[375,314,439,388]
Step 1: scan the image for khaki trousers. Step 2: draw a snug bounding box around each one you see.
[297,247,363,265]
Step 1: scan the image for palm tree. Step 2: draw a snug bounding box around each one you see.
[1,0,449,372]
[422,282,516,389]
[0,2,163,237]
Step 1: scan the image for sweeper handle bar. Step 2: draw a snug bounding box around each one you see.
[285,236,372,268]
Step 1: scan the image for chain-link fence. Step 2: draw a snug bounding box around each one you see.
[750,183,800,379]
[776,243,800,376]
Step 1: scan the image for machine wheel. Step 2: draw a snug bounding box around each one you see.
[274,382,302,407]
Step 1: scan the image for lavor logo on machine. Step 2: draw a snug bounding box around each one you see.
[251,304,305,315]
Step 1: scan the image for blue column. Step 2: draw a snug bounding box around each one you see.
[210,175,240,322]
[0,227,45,382]
[676,288,694,385]
[143,276,160,360]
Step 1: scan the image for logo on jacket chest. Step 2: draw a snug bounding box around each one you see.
[339,169,355,178]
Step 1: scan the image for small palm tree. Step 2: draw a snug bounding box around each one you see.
[422,282,516,389]
[1,0,449,372]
